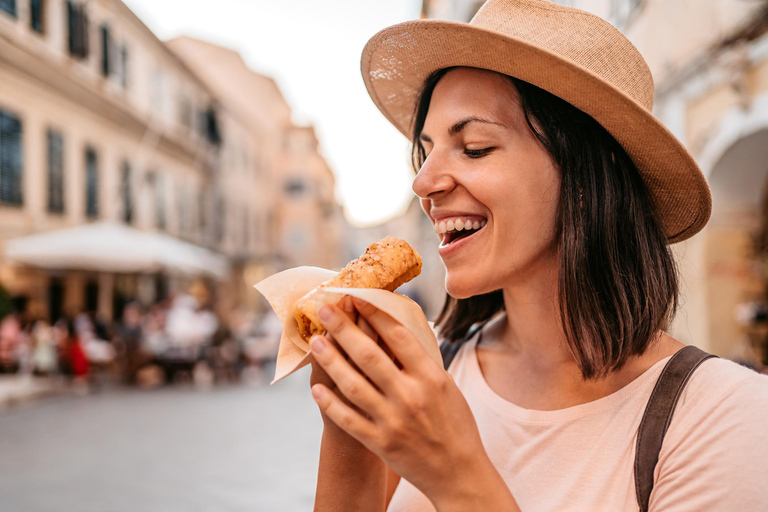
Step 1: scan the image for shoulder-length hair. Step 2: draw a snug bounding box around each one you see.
[412,67,679,380]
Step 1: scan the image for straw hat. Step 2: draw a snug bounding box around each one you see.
[361,0,711,243]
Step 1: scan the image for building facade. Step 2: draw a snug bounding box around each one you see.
[0,0,345,323]
[421,0,768,363]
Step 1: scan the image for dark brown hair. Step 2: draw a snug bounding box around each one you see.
[412,67,679,379]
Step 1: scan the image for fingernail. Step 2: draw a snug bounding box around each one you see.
[318,305,333,321]
[353,297,366,308]
[311,385,323,400]
[342,296,354,313]
[310,336,326,354]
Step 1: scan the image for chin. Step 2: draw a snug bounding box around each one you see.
[445,273,495,300]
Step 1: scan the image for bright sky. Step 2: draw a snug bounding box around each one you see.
[122,0,422,227]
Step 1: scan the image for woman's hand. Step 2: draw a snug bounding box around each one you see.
[309,297,518,511]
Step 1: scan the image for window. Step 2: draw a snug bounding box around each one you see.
[179,97,193,131]
[284,178,306,197]
[0,0,16,18]
[0,111,23,205]
[149,172,165,230]
[121,161,132,224]
[66,1,89,59]
[119,44,128,88]
[100,24,111,77]
[47,129,64,213]
[85,147,98,218]
[202,107,221,145]
[29,0,43,32]
[151,69,164,111]
[214,195,224,243]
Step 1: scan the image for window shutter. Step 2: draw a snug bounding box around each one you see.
[30,0,43,32]
[120,44,128,88]
[67,2,89,58]
[47,129,64,213]
[0,0,17,18]
[85,147,98,218]
[79,6,89,58]
[100,24,111,77]
[0,111,23,205]
[121,161,132,224]
[67,1,77,55]
[156,173,165,230]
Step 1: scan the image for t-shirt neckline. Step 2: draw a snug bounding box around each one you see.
[465,330,671,424]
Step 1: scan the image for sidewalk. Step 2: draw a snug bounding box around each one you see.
[0,375,72,410]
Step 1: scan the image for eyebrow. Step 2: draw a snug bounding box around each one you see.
[419,116,506,143]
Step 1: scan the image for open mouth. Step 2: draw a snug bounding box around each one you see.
[436,218,487,248]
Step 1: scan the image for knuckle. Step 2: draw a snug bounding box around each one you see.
[401,389,427,414]
[389,324,410,345]
[357,348,378,368]
[343,379,361,400]
[380,422,405,451]
[425,368,448,390]
[336,410,354,431]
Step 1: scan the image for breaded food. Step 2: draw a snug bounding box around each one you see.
[293,236,422,342]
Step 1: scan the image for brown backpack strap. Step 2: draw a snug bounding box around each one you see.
[440,324,483,371]
[634,345,716,511]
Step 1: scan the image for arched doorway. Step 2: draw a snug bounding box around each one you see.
[705,127,768,365]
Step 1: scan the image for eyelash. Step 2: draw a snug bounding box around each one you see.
[464,148,494,158]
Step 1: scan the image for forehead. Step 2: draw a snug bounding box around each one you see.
[425,68,523,128]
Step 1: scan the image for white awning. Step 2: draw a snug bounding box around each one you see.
[3,221,230,279]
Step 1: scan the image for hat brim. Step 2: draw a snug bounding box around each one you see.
[361,20,711,243]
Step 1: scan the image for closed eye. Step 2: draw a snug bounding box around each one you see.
[465,148,494,158]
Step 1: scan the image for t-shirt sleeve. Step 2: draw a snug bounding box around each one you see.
[649,371,768,511]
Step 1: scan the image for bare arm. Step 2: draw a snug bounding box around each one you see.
[314,420,387,512]
[385,466,401,508]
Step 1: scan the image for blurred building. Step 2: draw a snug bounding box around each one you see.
[0,0,345,323]
[167,37,344,311]
[422,0,768,362]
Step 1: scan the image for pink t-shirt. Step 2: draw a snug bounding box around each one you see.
[387,334,768,511]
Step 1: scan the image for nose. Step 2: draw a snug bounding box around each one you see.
[411,152,456,200]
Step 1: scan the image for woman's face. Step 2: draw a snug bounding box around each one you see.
[413,67,561,298]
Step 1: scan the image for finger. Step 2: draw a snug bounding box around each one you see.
[339,295,358,323]
[356,315,399,368]
[310,335,387,418]
[318,304,401,390]
[352,297,432,373]
[357,314,378,343]
[311,383,378,447]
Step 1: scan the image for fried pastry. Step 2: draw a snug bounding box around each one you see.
[293,236,422,342]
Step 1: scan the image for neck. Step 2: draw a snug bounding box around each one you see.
[493,263,573,370]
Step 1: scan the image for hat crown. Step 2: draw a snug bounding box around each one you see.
[471,0,654,110]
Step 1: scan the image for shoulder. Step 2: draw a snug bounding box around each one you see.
[650,357,768,509]
[668,356,768,438]
[678,356,768,412]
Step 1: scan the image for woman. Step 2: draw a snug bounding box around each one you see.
[309,1,768,510]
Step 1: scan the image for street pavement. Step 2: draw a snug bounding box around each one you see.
[0,367,324,512]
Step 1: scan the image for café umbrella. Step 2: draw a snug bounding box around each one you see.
[3,221,229,278]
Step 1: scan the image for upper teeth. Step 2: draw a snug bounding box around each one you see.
[435,217,486,235]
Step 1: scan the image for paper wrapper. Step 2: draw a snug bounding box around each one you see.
[254,266,442,384]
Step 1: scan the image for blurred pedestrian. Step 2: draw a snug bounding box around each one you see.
[31,320,58,376]
[0,313,22,373]
[115,302,146,385]
[59,319,88,380]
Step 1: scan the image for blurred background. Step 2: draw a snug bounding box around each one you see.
[0,0,766,510]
